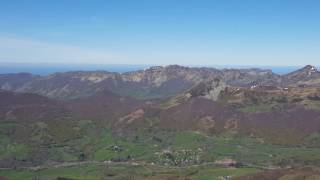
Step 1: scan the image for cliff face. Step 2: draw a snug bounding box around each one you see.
[188,78,226,101]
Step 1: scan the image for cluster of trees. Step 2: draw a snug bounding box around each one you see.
[159,149,202,166]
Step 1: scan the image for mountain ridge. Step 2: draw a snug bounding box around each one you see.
[0,65,319,99]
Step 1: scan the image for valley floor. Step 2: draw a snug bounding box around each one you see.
[0,162,260,180]
[1,163,320,180]
[1,129,320,180]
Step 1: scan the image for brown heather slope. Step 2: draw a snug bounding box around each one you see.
[157,98,239,133]
[158,98,320,144]
[243,107,320,144]
[67,90,144,123]
[0,90,70,122]
[1,85,320,145]
[0,88,144,123]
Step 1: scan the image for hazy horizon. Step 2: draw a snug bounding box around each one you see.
[0,62,315,75]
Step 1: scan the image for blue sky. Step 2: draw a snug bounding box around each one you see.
[0,0,319,66]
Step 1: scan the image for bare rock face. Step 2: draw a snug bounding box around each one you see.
[203,80,227,101]
[118,109,145,124]
[189,78,227,101]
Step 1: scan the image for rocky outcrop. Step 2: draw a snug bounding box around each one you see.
[189,78,227,101]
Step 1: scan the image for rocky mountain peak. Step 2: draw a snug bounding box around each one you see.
[302,65,317,73]
[291,65,318,75]
[281,65,320,86]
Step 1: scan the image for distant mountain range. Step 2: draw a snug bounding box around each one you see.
[1,65,319,99]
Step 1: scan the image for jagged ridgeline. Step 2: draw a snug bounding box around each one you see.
[1,65,319,100]
[1,65,320,179]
